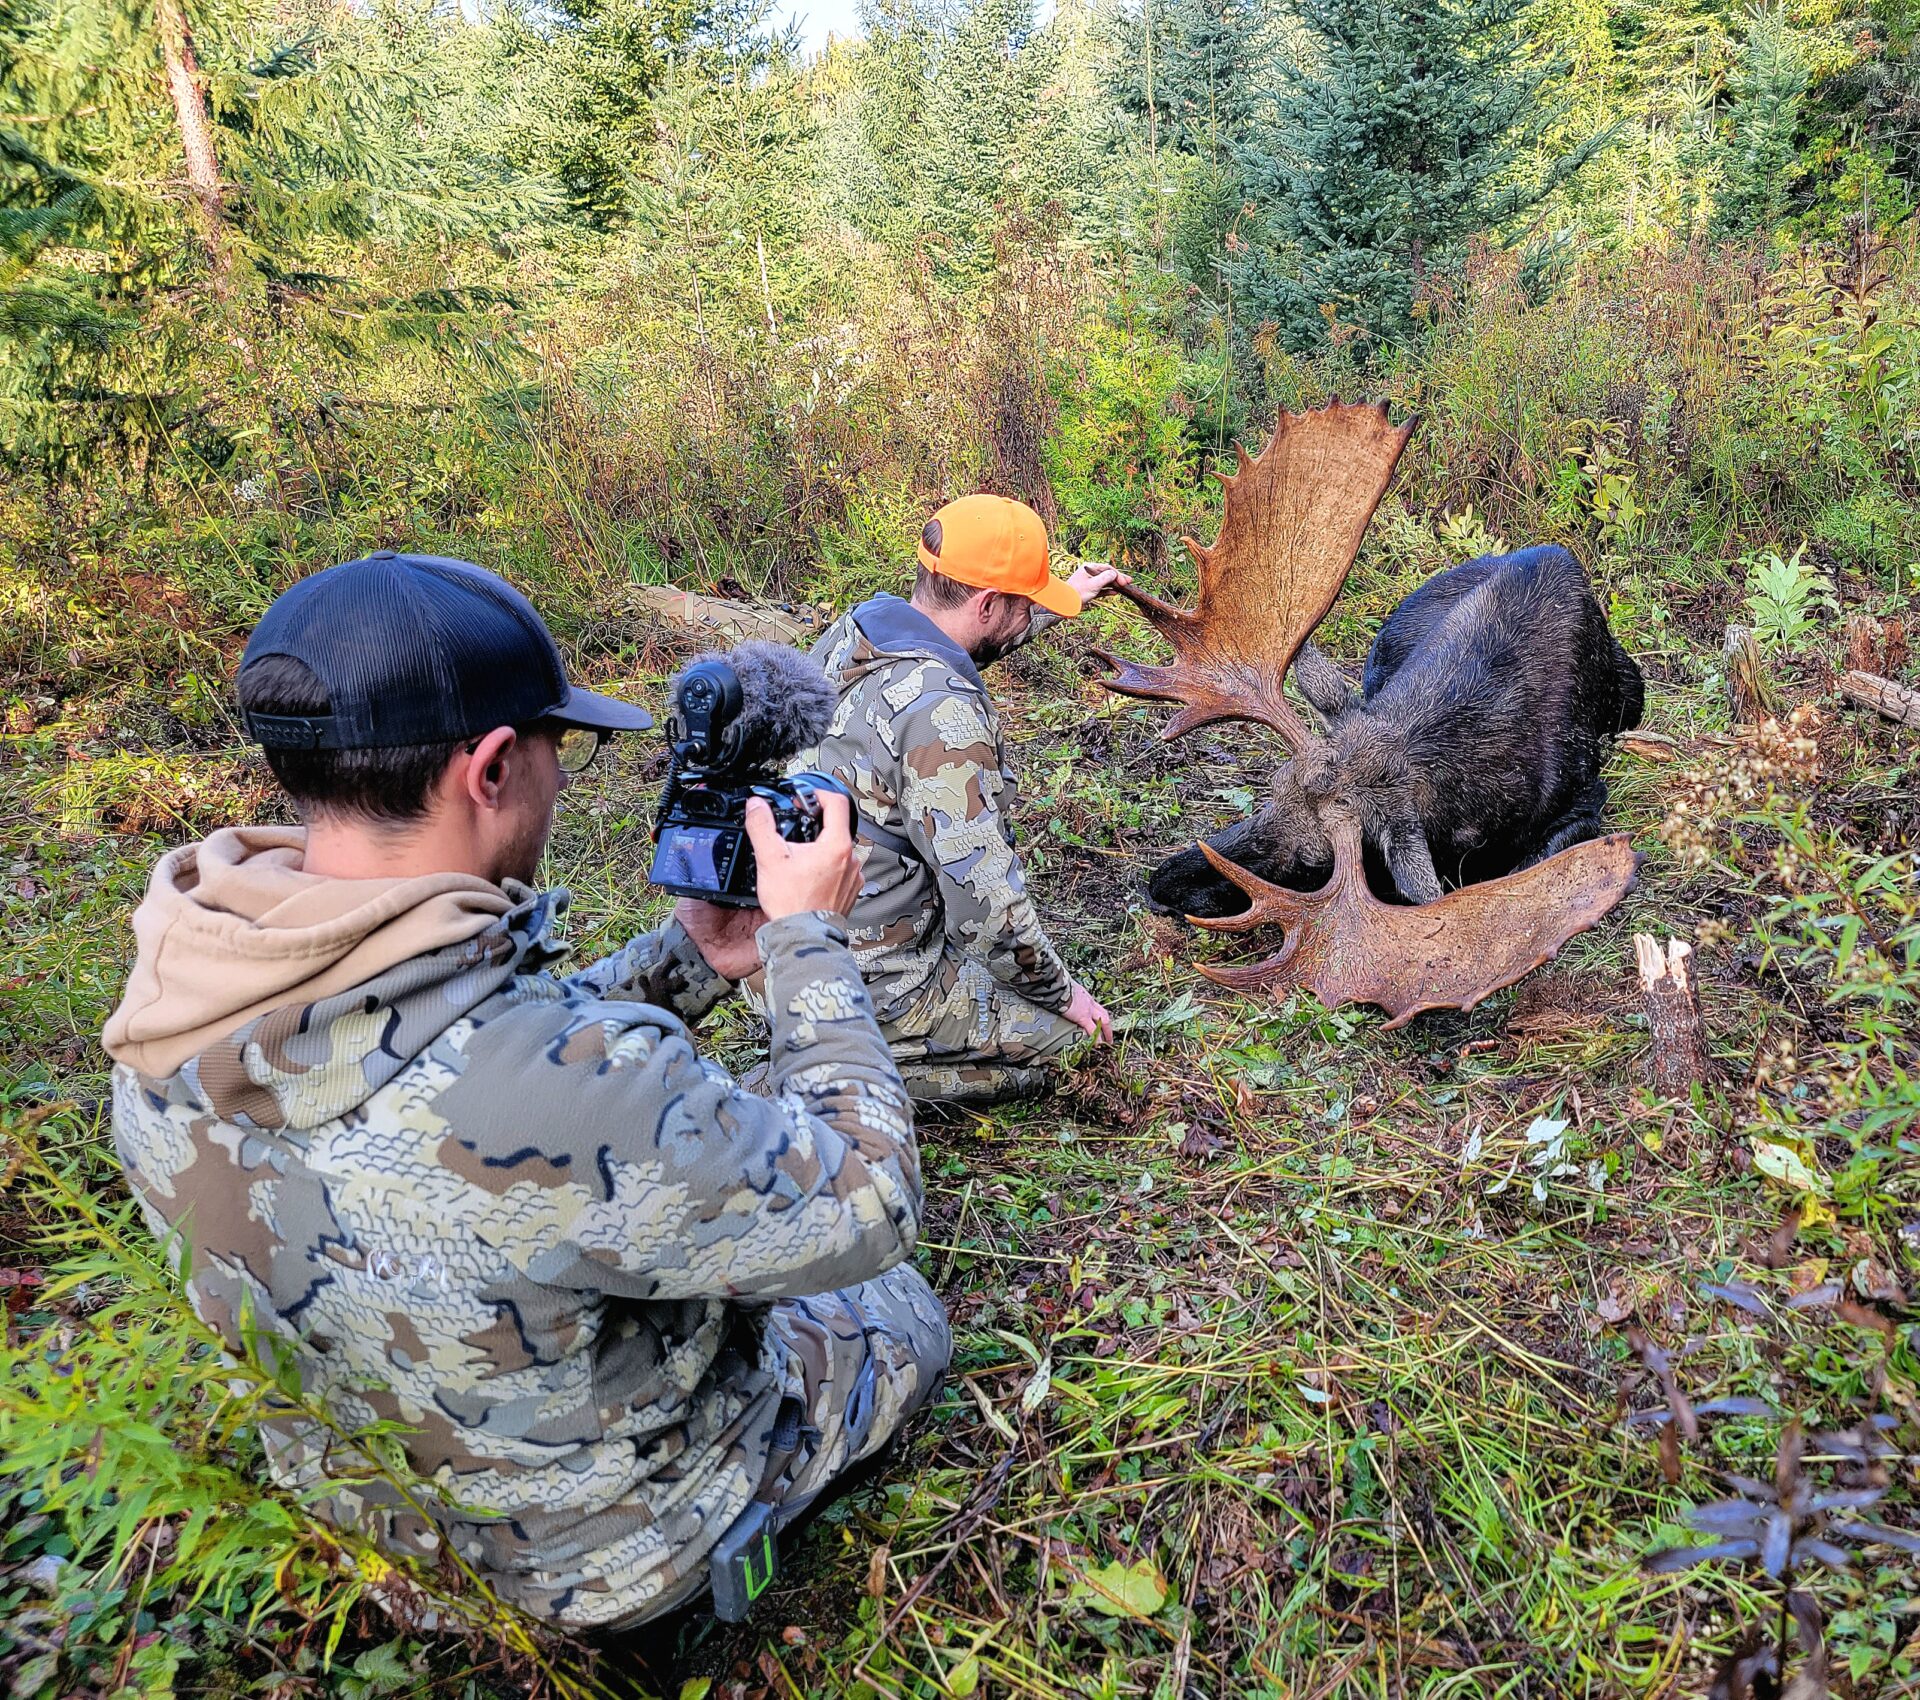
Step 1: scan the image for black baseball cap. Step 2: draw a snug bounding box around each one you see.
[238,551,653,751]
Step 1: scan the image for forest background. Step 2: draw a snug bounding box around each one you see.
[4,0,1920,1693]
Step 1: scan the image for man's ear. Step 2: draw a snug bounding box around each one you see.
[975,588,1001,628]
[458,726,518,811]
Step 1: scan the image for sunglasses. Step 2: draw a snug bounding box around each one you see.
[553,725,606,775]
[465,724,607,775]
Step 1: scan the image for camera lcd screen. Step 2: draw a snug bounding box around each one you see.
[651,824,728,891]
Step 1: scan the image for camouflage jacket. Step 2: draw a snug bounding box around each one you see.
[110,884,919,1628]
[797,594,1072,1023]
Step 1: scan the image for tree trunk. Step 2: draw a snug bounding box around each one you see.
[1635,934,1709,1093]
[756,232,779,341]
[1839,669,1920,729]
[154,0,229,288]
[1723,624,1781,727]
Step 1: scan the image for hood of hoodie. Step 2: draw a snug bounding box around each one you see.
[103,826,562,1129]
[837,593,991,700]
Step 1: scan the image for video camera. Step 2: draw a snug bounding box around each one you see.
[647,642,855,907]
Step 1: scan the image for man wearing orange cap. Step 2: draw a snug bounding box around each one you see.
[796,494,1129,1104]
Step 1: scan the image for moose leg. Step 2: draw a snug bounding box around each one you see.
[1519,778,1610,867]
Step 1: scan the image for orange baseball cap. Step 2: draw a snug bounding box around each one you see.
[917,494,1083,618]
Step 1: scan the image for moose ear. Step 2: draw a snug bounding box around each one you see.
[1382,824,1444,906]
[1292,642,1359,722]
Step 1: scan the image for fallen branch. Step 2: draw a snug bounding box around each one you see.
[624,584,820,647]
[1635,933,1709,1093]
[1839,668,1920,729]
[1618,729,1682,763]
[853,1427,1021,1683]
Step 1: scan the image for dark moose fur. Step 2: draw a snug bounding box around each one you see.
[1149,546,1646,918]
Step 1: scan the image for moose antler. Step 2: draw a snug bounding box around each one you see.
[1103,398,1642,1026]
[1189,812,1643,1029]
[1101,398,1414,752]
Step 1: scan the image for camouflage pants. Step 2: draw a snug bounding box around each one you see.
[883,954,1082,1106]
[745,954,1081,1106]
[634,1261,951,1624]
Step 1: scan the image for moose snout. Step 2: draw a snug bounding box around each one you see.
[1146,841,1253,919]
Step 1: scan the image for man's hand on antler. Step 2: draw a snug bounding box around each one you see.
[1067,562,1131,603]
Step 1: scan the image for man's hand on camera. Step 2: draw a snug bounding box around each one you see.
[676,898,768,982]
[1066,562,1131,603]
[747,791,863,922]
[1065,980,1114,1044]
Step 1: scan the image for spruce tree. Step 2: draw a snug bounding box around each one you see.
[1234,0,1608,354]
[816,0,936,248]
[1715,6,1810,236]
[1115,0,1265,158]
[916,0,1054,266]
[819,0,1112,274]
[1109,0,1268,292]
[488,0,781,229]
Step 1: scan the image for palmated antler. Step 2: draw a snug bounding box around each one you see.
[1101,398,1414,752]
[1192,812,1643,1029]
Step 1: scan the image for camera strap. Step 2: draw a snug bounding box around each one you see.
[856,814,916,862]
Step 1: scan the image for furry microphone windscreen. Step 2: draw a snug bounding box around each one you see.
[675,640,839,770]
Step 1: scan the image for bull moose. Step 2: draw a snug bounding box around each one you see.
[1101,400,1646,1027]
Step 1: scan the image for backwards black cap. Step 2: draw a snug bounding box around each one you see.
[239,551,653,751]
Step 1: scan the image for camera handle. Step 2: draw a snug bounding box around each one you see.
[768,773,917,862]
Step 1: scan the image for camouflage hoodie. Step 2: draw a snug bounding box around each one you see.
[104,826,920,1626]
[799,594,1072,1023]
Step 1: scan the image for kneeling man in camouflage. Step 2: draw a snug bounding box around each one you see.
[800,496,1129,1104]
[103,552,949,1629]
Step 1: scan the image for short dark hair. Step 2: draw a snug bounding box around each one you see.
[238,654,462,824]
[913,518,977,611]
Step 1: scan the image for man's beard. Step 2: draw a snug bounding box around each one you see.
[970,613,1031,667]
[497,814,553,887]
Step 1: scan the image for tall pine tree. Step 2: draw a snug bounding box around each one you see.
[1234,0,1608,354]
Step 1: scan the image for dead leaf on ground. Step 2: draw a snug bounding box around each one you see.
[1835,1297,1897,1340]
[1596,1281,1635,1325]
[1851,1258,1907,1306]
[1759,1205,1803,1269]
[1179,1123,1228,1161]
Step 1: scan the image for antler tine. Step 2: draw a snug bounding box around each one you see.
[1183,839,1315,990]
[1186,839,1314,931]
[1099,400,1415,752]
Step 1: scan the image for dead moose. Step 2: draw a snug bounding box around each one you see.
[1101,399,1646,1027]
